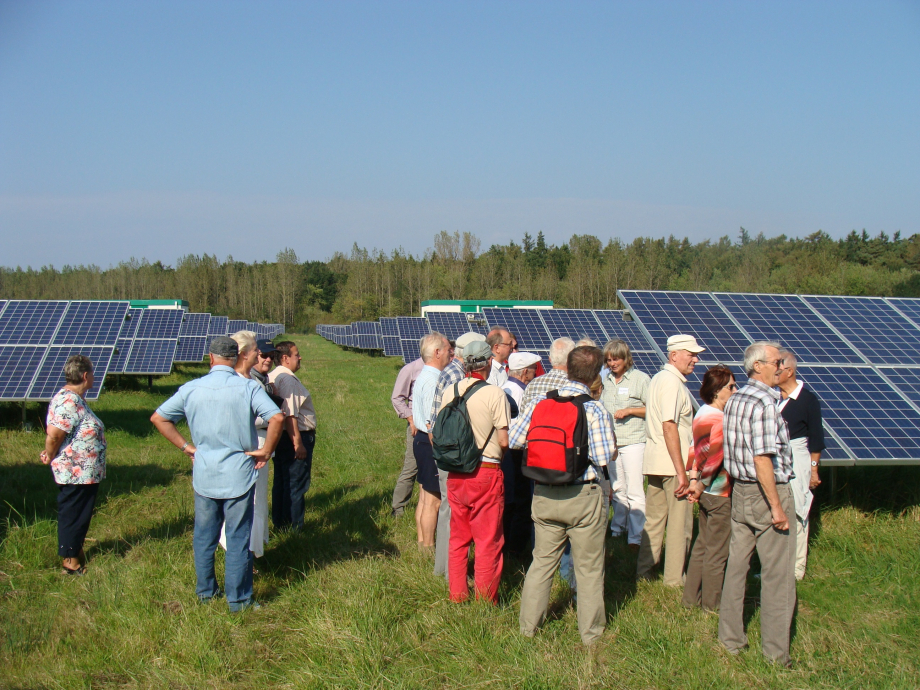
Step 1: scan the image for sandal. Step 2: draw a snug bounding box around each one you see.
[62,564,86,576]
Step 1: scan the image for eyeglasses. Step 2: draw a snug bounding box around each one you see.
[758,359,785,368]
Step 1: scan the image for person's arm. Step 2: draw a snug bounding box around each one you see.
[663,420,689,497]
[40,425,68,465]
[809,451,822,490]
[285,416,307,459]
[614,407,646,420]
[150,411,196,462]
[807,394,825,490]
[497,427,509,453]
[246,413,283,469]
[754,454,788,530]
[391,366,414,419]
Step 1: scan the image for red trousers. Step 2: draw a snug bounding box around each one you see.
[447,464,505,603]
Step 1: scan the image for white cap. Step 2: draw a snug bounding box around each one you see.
[666,334,706,353]
[508,352,541,370]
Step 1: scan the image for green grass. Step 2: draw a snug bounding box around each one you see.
[1,334,918,689]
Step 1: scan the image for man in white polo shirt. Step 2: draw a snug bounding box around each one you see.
[636,334,703,587]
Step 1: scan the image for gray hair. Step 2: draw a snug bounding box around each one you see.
[464,359,490,374]
[780,347,798,373]
[231,330,257,354]
[744,340,783,376]
[419,331,448,363]
[64,354,93,385]
[549,337,577,367]
[576,338,596,348]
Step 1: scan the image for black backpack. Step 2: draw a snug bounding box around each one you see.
[522,390,592,484]
[432,380,495,474]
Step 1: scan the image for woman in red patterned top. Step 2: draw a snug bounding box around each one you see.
[682,365,736,611]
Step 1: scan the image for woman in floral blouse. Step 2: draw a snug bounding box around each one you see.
[40,355,106,576]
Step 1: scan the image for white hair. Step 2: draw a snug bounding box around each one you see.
[576,337,596,347]
[779,347,798,373]
[744,340,782,376]
[549,337,577,367]
[419,331,448,363]
[231,330,257,354]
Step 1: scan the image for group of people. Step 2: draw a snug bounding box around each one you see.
[391,327,824,665]
[41,333,317,613]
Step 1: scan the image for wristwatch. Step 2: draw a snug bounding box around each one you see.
[810,460,818,467]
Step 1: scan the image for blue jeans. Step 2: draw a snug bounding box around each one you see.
[194,486,255,611]
[272,429,314,530]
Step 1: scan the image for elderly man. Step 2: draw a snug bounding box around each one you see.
[438,340,510,603]
[486,327,513,387]
[512,346,617,646]
[719,341,796,667]
[268,341,317,531]
[636,334,702,586]
[502,352,541,409]
[412,332,453,549]
[150,336,283,612]
[390,355,425,517]
[519,337,577,412]
[430,331,487,580]
[778,348,824,581]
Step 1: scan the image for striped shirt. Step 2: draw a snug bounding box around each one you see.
[722,378,794,484]
[509,380,618,482]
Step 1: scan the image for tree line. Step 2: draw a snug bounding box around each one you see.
[2,228,918,332]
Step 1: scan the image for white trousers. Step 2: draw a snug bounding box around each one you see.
[220,430,271,557]
[609,443,647,544]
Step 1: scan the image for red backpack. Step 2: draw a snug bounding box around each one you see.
[522,390,593,485]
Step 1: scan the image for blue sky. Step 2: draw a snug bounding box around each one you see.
[1,0,918,268]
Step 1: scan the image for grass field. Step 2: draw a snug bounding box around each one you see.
[1,334,919,689]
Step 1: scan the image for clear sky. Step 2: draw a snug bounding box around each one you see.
[1,0,918,269]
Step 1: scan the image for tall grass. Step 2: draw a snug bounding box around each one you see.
[1,335,918,688]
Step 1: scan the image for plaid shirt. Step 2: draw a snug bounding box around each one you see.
[520,368,570,414]
[428,358,466,431]
[722,378,794,483]
[509,380,618,482]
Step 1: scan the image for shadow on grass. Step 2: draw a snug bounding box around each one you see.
[256,484,398,601]
[0,462,183,539]
[90,513,194,559]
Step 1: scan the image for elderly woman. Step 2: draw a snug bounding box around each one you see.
[682,364,737,611]
[219,331,277,561]
[600,339,651,551]
[40,355,106,576]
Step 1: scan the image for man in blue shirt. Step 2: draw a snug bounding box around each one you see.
[151,336,283,612]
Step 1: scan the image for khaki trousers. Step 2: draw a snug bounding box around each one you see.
[682,493,732,611]
[636,475,693,586]
[719,482,797,666]
[520,483,607,645]
[391,425,418,513]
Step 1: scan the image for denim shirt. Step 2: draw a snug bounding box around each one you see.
[156,365,282,499]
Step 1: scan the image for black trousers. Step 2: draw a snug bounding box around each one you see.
[272,429,315,530]
[503,448,534,556]
[57,483,100,558]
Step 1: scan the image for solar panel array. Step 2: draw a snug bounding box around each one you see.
[618,290,920,466]
[0,302,285,401]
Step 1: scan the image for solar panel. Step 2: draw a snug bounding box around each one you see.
[0,301,6,317]
[134,309,184,340]
[481,308,553,350]
[887,298,920,329]
[382,335,401,356]
[803,296,920,366]
[593,310,657,352]
[426,312,488,340]
[0,346,47,400]
[628,351,665,378]
[124,339,178,375]
[400,338,420,363]
[714,293,863,365]
[28,346,115,400]
[53,301,129,346]
[227,319,248,334]
[0,301,68,345]
[878,367,920,407]
[797,366,920,462]
[174,337,208,362]
[380,317,400,337]
[208,316,229,336]
[111,338,133,374]
[180,313,211,337]
[618,291,750,363]
[396,317,431,340]
[540,309,608,346]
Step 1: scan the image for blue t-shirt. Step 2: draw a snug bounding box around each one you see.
[156,365,281,499]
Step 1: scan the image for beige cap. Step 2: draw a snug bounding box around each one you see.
[666,334,706,353]
[455,331,486,349]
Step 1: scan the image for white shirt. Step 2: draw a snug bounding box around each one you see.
[488,359,509,387]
